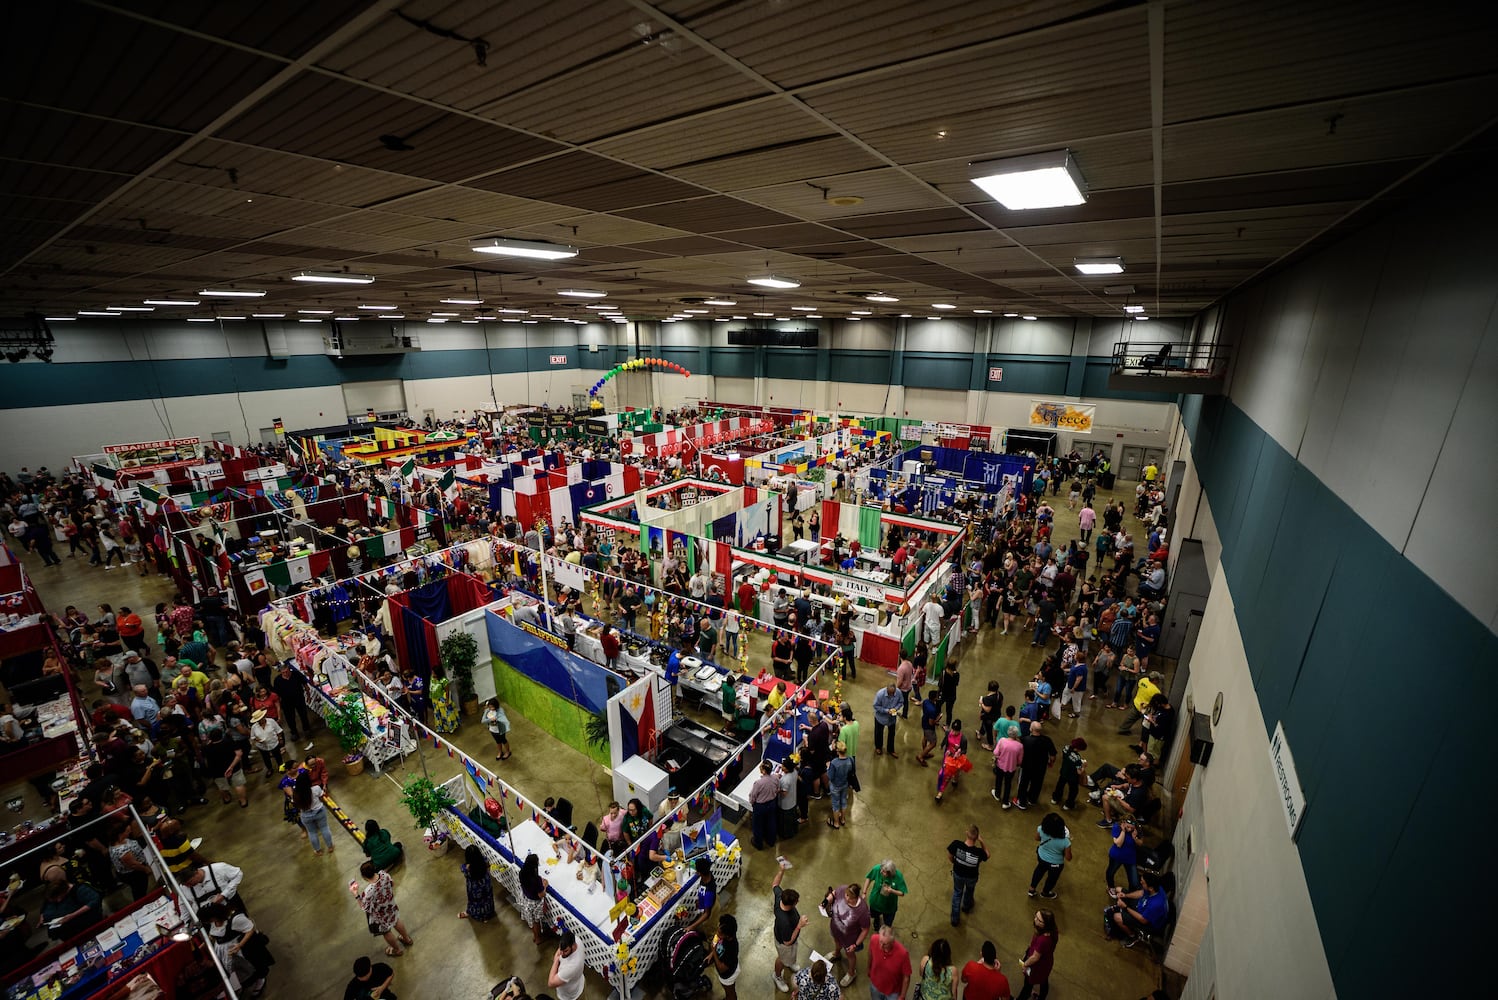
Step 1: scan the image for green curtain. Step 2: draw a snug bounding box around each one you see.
[858,506,883,549]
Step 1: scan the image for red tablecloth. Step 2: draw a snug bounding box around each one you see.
[858,631,902,670]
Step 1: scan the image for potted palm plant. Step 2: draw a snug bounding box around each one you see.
[440,630,481,717]
[325,691,370,775]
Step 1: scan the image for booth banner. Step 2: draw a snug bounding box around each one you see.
[1028,400,1095,433]
[104,436,201,468]
[244,568,268,595]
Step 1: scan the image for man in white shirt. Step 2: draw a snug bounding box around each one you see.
[182,862,245,910]
[547,930,586,1000]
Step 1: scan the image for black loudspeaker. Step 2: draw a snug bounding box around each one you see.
[1188,711,1214,766]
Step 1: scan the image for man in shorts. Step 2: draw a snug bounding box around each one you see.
[772,862,809,993]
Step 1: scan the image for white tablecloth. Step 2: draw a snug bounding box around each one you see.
[507,820,613,928]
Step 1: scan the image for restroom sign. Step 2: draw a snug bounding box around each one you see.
[988,367,1003,382]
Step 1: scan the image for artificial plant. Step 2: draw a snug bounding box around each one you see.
[399,775,459,830]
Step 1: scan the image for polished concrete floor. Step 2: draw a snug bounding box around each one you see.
[8,484,1167,999]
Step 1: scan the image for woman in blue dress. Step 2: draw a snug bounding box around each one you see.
[458,844,495,922]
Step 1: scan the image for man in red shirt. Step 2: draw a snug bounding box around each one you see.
[959,940,1012,1000]
[737,579,757,617]
[867,923,911,1000]
[115,605,147,655]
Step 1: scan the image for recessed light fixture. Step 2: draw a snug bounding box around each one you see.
[932,303,956,310]
[497,308,529,315]
[1022,315,1038,321]
[292,271,374,284]
[107,306,153,312]
[1124,305,1145,313]
[186,318,216,323]
[970,149,1088,210]
[866,293,899,303]
[377,314,405,319]
[850,310,872,316]
[1073,257,1125,275]
[973,309,993,314]
[703,298,736,306]
[440,297,484,305]
[357,304,395,311]
[251,313,285,318]
[791,305,817,312]
[470,237,578,260]
[298,309,334,315]
[431,312,459,317]
[746,274,800,289]
[557,289,606,298]
[144,299,199,306]
[199,288,265,298]
[78,311,117,316]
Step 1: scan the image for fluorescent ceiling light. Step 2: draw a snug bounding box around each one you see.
[357,304,395,311]
[926,316,942,321]
[298,318,323,323]
[746,274,800,289]
[932,303,956,310]
[218,315,246,320]
[1003,312,1019,317]
[791,305,817,312]
[431,312,459,317]
[970,149,1088,210]
[377,314,405,319]
[866,293,899,303]
[682,309,708,314]
[470,237,578,260]
[1124,305,1145,313]
[107,306,153,312]
[1022,315,1038,321]
[585,304,616,310]
[426,318,448,324]
[291,271,374,284]
[440,297,484,305]
[753,312,773,317]
[144,299,199,306]
[522,319,538,324]
[251,313,285,318]
[334,316,361,321]
[1073,257,1125,275]
[298,309,334,315]
[848,316,862,322]
[1134,316,1150,321]
[557,289,605,298]
[973,309,993,314]
[806,315,822,319]
[497,308,529,315]
[78,311,116,316]
[731,315,747,320]
[775,317,790,321]
[199,288,265,298]
[714,317,730,322]
[186,318,216,323]
[44,316,76,321]
[703,298,736,306]
[461,319,479,324]
[899,313,913,318]
[850,310,872,316]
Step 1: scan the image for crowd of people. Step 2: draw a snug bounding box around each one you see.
[1,411,1180,999]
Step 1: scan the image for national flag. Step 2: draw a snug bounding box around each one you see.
[92,464,117,482]
[286,555,313,585]
[437,467,457,497]
[399,457,416,479]
[138,483,162,515]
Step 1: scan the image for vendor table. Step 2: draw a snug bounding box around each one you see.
[307,684,415,773]
[783,539,820,563]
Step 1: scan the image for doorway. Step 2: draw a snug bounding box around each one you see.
[1119,445,1166,482]
[258,427,278,445]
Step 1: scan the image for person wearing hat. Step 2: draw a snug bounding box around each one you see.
[248,709,285,778]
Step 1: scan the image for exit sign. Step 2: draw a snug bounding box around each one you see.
[988,366,1004,382]
[549,354,568,365]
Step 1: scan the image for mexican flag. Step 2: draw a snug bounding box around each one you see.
[138,483,163,515]
[438,467,457,499]
[399,457,416,479]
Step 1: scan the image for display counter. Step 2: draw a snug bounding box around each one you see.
[307,683,415,772]
[1,890,184,1000]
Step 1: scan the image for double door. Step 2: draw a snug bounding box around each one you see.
[1119,445,1166,482]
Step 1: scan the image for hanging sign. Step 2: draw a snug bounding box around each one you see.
[1028,400,1095,434]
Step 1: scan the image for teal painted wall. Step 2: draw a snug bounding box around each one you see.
[0,341,1171,410]
[1187,395,1498,996]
